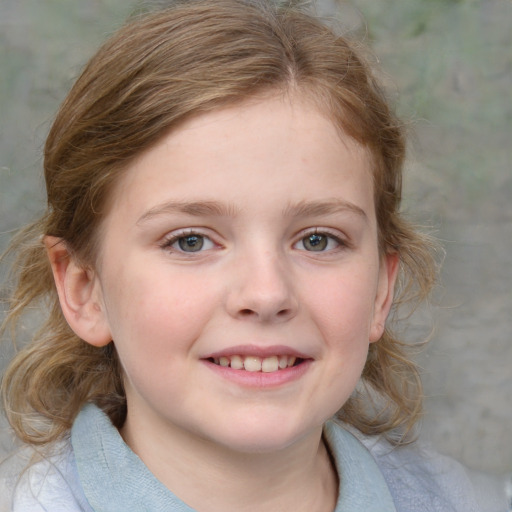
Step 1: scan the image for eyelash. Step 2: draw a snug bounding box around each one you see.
[159,228,348,255]
[293,229,348,253]
[159,230,217,254]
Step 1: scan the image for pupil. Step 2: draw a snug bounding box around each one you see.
[305,234,327,251]
[179,235,204,252]
[309,234,322,246]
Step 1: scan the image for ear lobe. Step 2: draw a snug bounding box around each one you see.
[44,236,112,347]
[369,252,399,343]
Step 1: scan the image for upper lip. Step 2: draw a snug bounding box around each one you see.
[203,344,312,360]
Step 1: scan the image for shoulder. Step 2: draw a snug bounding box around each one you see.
[0,440,93,512]
[356,429,509,512]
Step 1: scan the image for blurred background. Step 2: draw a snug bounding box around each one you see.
[1,0,511,478]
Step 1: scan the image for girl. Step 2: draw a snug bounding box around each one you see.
[0,0,504,510]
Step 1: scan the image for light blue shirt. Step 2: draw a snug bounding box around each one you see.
[2,403,502,511]
[71,404,396,511]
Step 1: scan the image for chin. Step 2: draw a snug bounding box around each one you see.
[206,415,322,455]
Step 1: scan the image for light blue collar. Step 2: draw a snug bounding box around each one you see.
[323,420,397,511]
[72,404,396,511]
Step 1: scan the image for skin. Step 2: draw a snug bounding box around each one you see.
[47,93,398,512]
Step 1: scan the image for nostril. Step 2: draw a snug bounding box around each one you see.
[239,308,255,317]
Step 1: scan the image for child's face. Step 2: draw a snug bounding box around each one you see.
[88,94,397,453]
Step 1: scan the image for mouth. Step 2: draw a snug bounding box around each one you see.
[206,355,304,373]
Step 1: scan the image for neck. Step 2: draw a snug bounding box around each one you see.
[121,416,338,512]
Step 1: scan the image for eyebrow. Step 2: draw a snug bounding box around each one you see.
[137,198,368,225]
[282,199,368,222]
[137,200,239,224]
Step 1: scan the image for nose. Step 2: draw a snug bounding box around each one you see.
[225,250,298,323]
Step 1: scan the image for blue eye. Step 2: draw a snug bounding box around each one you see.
[297,232,342,252]
[163,233,215,253]
[303,233,327,251]
[178,234,205,252]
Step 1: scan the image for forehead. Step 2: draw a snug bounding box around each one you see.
[106,94,374,221]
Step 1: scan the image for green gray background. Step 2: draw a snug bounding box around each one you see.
[1,0,511,477]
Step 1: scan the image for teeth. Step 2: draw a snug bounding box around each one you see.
[230,355,244,370]
[243,356,262,372]
[211,355,300,372]
[262,356,279,373]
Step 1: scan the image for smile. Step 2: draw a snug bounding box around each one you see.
[208,355,301,372]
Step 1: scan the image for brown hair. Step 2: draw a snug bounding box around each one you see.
[1,0,438,445]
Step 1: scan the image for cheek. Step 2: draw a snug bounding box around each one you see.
[104,266,220,357]
[313,274,377,401]
[104,271,219,404]
[307,270,378,346]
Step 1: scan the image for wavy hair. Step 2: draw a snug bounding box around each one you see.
[1,0,439,445]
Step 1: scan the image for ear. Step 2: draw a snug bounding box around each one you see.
[369,252,399,343]
[44,236,112,347]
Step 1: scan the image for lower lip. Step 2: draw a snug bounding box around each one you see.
[202,359,312,388]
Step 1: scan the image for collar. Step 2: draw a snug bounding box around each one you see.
[72,404,396,511]
[323,419,397,511]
